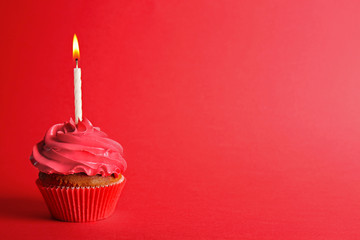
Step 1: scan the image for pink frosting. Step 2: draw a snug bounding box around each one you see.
[31,118,127,177]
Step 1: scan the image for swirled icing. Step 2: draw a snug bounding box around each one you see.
[31,118,126,177]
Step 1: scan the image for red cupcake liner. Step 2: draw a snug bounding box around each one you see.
[36,176,126,222]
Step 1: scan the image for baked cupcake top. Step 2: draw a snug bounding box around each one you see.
[31,118,126,177]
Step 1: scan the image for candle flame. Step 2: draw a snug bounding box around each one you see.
[73,34,80,60]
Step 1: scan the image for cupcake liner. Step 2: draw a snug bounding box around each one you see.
[36,176,126,222]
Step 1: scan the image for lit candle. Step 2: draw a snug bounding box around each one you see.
[73,34,82,124]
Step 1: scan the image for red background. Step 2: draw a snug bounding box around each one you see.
[1,0,360,239]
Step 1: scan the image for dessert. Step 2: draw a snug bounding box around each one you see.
[30,118,127,222]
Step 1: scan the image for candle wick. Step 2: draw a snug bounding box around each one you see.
[75,59,78,68]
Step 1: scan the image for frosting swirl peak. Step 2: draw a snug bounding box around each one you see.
[31,118,127,177]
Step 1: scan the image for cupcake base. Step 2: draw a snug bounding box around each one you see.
[36,175,126,222]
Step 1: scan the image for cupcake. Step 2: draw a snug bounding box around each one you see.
[30,118,127,222]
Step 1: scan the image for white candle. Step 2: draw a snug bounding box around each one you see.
[74,61,82,124]
[73,34,82,124]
